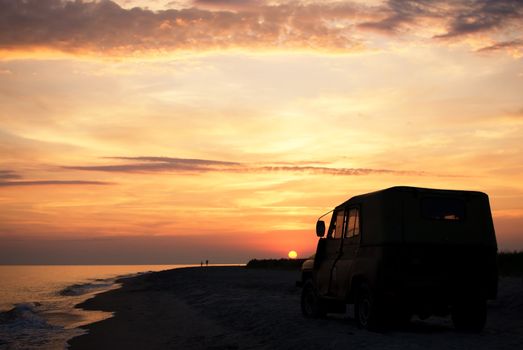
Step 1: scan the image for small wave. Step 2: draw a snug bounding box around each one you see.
[115,271,150,279]
[0,303,82,350]
[59,281,114,296]
[0,303,53,329]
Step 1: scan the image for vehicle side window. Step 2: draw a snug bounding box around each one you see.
[345,208,360,238]
[421,197,465,221]
[333,210,345,239]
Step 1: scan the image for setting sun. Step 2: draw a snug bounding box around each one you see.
[288,250,298,259]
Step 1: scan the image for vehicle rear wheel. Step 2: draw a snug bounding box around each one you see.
[301,280,326,318]
[451,299,487,332]
[355,283,382,331]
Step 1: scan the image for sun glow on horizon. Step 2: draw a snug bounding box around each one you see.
[288,251,298,259]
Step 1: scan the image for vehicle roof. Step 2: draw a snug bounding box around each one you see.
[334,186,487,210]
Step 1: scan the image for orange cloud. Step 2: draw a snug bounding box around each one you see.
[0,0,521,56]
[0,0,367,55]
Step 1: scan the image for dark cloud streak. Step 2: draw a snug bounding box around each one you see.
[0,170,21,180]
[106,156,241,166]
[359,0,523,41]
[477,39,523,53]
[0,180,112,187]
[0,169,112,187]
[357,0,443,34]
[64,156,427,177]
[435,0,523,39]
[66,156,244,173]
[255,166,425,176]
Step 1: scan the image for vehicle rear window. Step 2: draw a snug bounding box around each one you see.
[421,197,465,221]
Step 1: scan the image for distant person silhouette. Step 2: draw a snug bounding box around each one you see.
[200,261,203,267]
[206,259,209,267]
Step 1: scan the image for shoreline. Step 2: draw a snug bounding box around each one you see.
[68,266,523,350]
[68,266,275,349]
[0,265,188,350]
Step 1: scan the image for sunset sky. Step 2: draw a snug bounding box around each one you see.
[1,0,522,264]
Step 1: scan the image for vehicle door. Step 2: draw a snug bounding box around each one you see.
[331,206,361,298]
[315,208,345,296]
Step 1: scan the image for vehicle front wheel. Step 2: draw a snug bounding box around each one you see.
[451,299,487,332]
[354,283,383,331]
[301,280,326,318]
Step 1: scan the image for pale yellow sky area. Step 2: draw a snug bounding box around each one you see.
[0,0,522,263]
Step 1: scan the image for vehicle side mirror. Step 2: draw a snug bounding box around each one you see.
[316,220,326,237]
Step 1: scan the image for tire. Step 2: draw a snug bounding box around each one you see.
[301,280,326,318]
[451,299,487,332]
[354,282,383,331]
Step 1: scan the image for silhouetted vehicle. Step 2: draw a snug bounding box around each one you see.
[299,186,497,332]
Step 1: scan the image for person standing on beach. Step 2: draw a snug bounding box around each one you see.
[206,260,209,266]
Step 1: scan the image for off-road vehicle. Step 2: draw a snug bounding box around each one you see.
[299,186,497,331]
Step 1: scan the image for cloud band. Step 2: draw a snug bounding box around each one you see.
[1,0,521,56]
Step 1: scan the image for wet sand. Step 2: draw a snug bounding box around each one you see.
[69,266,523,350]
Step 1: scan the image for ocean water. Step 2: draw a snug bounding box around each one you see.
[0,265,193,350]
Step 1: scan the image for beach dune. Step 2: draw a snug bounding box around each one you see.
[69,266,523,350]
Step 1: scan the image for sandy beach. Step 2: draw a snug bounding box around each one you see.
[68,266,523,350]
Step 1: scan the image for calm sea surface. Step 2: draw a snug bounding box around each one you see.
[0,265,194,349]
